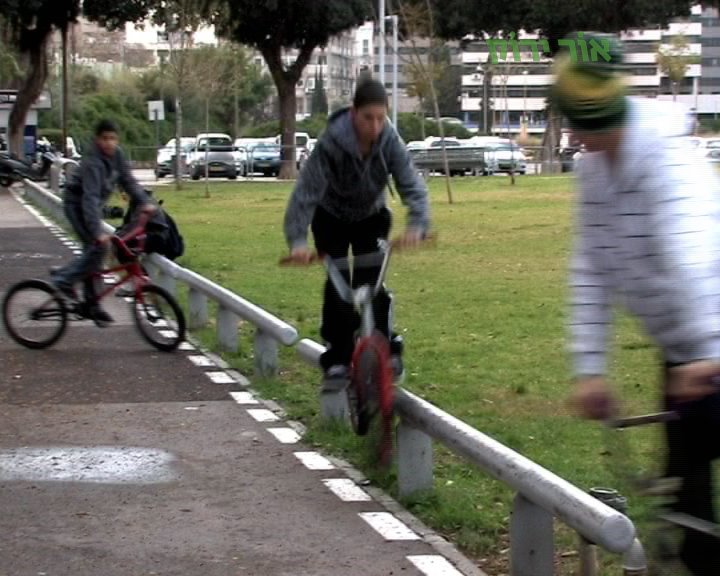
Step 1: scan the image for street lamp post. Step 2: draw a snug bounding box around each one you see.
[386,15,398,128]
[379,0,385,85]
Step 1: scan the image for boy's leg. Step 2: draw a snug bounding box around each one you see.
[311,206,354,374]
[51,204,104,297]
[662,363,720,575]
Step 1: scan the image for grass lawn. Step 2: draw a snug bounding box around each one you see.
[143,175,701,575]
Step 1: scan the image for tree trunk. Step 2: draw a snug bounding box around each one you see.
[261,41,315,181]
[428,77,453,204]
[174,95,183,190]
[277,80,297,180]
[540,103,561,174]
[8,38,49,158]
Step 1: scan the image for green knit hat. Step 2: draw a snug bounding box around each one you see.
[550,32,628,132]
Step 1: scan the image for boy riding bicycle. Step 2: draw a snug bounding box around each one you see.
[283,79,431,382]
[51,120,155,325]
[553,33,720,575]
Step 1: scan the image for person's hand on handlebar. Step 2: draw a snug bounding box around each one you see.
[286,245,314,265]
[395,227,424,249]
[139,203,157,214]
[96,233,112,245]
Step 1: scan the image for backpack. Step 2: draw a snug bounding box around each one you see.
[158,207,184,260]
[117,197,184,261]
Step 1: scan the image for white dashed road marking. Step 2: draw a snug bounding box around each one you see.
[187,355,214,367]
[230,391,258,405]
[266,428,301,444]
[246,408,280,422]
[293,452,335,470]
[205,371,236,384]
[322,479,372,502]
[407,555,466,575]
[358,512,420,541]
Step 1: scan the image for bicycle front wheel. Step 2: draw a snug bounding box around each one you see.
[132,284,186,352]
[2,279,68,349]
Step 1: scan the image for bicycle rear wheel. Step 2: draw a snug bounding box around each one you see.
[349,333,394,466]
[2,279,67,349]
[132,284,185,352]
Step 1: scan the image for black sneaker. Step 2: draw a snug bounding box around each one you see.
[324,364,349,380]
[86,305,115,327]
[391,354,405,383]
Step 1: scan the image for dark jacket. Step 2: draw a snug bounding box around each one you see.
[283,107,430,249]
[64,142,149,238]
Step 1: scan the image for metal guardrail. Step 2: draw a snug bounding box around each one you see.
[22,163,647,575]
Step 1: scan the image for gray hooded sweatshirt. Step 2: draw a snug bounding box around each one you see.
[284,107,430,249]
[64,142,149,238]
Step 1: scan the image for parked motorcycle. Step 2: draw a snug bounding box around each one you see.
[0,150,57,187]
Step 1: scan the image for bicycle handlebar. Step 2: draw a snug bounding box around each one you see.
[111,211,152,259]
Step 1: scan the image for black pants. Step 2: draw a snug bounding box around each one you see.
[311,205,394,370]
[662,362,720,575]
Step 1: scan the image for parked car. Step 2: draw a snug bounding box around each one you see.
[232,140,249,176]
[188,133,237,180]
[704,147,720,164]
[248,143,281,177]
[485,141,527,174]
[156,137,195,178]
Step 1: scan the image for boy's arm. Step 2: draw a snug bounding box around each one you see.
[283,145,327,250]
[80,158,108,240]
[385,130,430,235]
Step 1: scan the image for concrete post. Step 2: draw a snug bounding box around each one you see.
[320,377,349,421]
[217,305,239,352]
[157,269,176,297]
[510,493,554,576]
[254,328,278,378]
[396,420,433,497]
[188,287,208,329]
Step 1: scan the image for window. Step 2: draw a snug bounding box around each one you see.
[157,31,169,43]
[363,39,369,55]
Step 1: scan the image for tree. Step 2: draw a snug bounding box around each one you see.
[311,68,329,116]
[657,34,697,101]
[207,0,373,179]
[0,0,80,156]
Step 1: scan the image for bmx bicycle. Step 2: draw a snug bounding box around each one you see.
[2,213,186,352]
[281,235,433,467]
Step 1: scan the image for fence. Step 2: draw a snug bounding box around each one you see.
[21,162,648,575]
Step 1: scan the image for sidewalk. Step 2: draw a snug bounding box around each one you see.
[0,187,482,576]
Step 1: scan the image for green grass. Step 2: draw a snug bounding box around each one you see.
[149,176,705,575]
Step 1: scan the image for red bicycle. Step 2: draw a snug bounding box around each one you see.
[2,214,186,352]
[281,235,433,467]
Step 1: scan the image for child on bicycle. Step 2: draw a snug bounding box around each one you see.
[553,33,720,575]
[51,119,155,325]
[283,78,431,382]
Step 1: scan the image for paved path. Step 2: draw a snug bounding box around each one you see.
[0,186,482,576]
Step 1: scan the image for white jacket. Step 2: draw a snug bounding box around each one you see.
[570,97,720,377]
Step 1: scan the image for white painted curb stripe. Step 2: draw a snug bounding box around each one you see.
[178,341,195,351]
[205,371,236,384]
[322,478,372,502]
[230,391,258,405]
[266,428,300,444]
[407,555,465,575]
[187,355,214,367]
[358,512,420,541]
[293,452,335,470]
[246,408,280,422]
[158,329,177,339]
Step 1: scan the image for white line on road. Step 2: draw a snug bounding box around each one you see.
[187,355,214,367]
[205,371,236,384]
[178,341,195,351]
[266,428,301,444]
[406,555,465,575]
[358,512,420,541]
[293,452,335,470]
[230,391,258,404]
[322,478,372,502]
[246,408,280,422]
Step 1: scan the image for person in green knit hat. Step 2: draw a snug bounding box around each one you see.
[553,32,720,575]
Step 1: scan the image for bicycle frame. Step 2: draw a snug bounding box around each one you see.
[323,240,392,339]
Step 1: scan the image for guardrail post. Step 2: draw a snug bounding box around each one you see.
[188,287,208,329]
[49,164,61,195]
[622,538,647,575]
[396,420,433,498]
[217,305,239,352]
[320,377,349,421]
[510,493,554,576]
[254,327,278,378]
